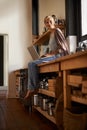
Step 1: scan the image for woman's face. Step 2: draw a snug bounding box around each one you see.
[44,17,55,29]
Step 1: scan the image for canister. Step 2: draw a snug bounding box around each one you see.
[47,102,54,116]
[33,94,38,106]
[42,98,48,111]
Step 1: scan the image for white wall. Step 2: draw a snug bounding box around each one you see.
[0,0,32,98]
[39,0,65,34]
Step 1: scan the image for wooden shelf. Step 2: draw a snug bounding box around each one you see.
[71,95,87,105]
[33,30,51,45]
[33,25,65,46]
[33,106,56,124]
[68,82,81,87]
[38,89,55,98]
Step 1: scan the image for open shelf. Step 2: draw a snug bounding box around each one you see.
[33,25,65,46]
[33,30,51,45]
[33,106,56,124]
[71,95,87,105]
[68,82,81,87]
[38,89,55,98]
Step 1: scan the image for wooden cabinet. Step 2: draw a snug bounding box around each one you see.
[33,60,63,128]
[61,51,87,129]
[33,89,56,124]
[14,42,87,129]
[14,70,21,98]
[34,50,87,129]
[60,51,87,108]
[14,68,28,98]
[14,45,87,129]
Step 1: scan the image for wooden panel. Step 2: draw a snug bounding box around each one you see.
[33,30,50,45]
[71,95,87,105]
[63,71,71,108]
[38,89,55,97]
[48,79,56,92]
[39,63,59,73]
[67,75,87,84]
[82,81,87,94]
[61,54,87,70]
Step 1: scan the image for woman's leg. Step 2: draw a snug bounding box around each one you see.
[24,55,59,98]
[24,59,43,98]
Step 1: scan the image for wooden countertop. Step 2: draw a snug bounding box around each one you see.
[56,50,87,62]
[38,50,87,70]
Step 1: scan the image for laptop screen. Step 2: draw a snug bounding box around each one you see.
[27,45,40,60]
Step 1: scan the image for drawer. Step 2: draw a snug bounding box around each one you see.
[48,77,63,97]
[48,79,57,92]
[39,63,59,73]
[67,75,87,86]
[48,79,57,86]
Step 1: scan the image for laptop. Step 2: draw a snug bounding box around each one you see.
[27,45,52,62]
[27,45,40,60]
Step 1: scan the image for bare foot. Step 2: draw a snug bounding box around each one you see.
[24,90,34,99]
[24,89,38,99]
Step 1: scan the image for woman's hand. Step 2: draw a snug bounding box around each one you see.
[40,55,46,58]
[44,53,54,57]
[40,52,56,58]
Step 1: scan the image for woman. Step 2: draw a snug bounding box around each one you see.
[24,15,69,99]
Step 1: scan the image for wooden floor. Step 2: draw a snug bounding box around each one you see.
[0,96,58,130]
